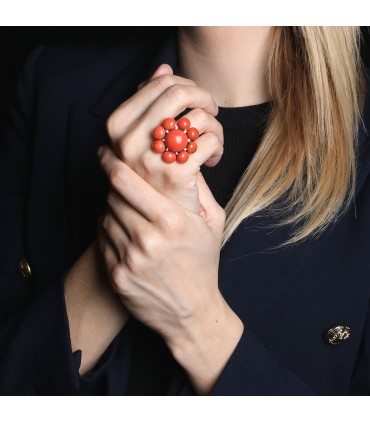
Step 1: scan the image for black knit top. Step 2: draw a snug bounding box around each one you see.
[201,101,272,208]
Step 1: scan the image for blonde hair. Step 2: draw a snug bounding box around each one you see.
[222,27,366,250]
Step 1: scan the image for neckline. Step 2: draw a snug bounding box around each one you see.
[216,101,273,128]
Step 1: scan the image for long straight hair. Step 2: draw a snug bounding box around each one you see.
[222,27,366,249]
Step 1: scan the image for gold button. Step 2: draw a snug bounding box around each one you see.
[324,325,351,345]
[18,258,32,280]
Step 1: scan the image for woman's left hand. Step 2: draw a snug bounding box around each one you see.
[97,146,244,394]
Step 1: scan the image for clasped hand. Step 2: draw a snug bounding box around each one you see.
[97,64,233,356]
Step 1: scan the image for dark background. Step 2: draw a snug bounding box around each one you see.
[1,27,369,139]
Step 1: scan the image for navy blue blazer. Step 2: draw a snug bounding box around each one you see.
[1,30,370,395]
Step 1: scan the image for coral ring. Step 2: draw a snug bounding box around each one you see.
[151,117,199,164]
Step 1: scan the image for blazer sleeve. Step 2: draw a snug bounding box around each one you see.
[0,46,121,395]
[183,310,370,395]
[204,326,315,395]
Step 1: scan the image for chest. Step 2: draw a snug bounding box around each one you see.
[216,191,370,393]
[23,102,370,393]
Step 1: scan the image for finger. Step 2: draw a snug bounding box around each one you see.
[100,206,131,259]
[107,75,197,140]
[98,145,177,222]
[97,217,121,272]
[191,131,224,168]
[107,190,164,257]
[183,108,223,146]
[137,63,173,90]
[140,85,218,131]
[179,108,224,167]
[106,189,151,245]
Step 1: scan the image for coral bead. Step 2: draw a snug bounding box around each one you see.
[165,129,188,152]
[187,141,197,154]
[152,126,165,140]
[162,151,176,163]
[162,117,176,131]
[151,140,165,153]
[176,151,189,163]
[178,117,190,131]
[187,127,199,141]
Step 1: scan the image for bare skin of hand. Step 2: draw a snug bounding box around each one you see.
[98,146,244,395]
[97,65,244,393]
[105,63,224,214]
[62,63,228,379]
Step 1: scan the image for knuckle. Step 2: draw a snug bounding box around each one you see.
[109,169,130,190]
[110,265,131,295]
[208,132,224,155]
[137,231,162,254]
[162,166,176,184]
[162,166,184,186]
[216,120,224,139]
[192,108,208,126]
[106,114,119,139]
[118,143,132,163]
[106,103,133,141]
[152,74,176,91]
[165,212,185,234]
[110,264,125,287]
[165,84,187,103]
[161,167,197,199]
[207,132,219,147]
[141,151,156,176]
[125,246,141,272]
[117,132,136,162]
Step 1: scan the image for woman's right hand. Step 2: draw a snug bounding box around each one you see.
[104,63,224,214]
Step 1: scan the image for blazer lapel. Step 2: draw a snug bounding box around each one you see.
[90,31,179,121]
[66,31,179,257]
[355,66,370,196]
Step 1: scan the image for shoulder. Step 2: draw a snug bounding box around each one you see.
[17,30,179,128]
[17,30,177,115]
[24,40,147,103]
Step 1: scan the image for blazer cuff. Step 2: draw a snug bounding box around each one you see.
[0,272,81,395]
[207,326,315,395]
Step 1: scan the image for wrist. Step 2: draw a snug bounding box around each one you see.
[64,241,129,374]
[167,294,244,395]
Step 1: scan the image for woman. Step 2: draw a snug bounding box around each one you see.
[0,27,369,395]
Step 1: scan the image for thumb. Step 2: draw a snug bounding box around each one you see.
[137,63,173,90]
[197,171,226,237]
